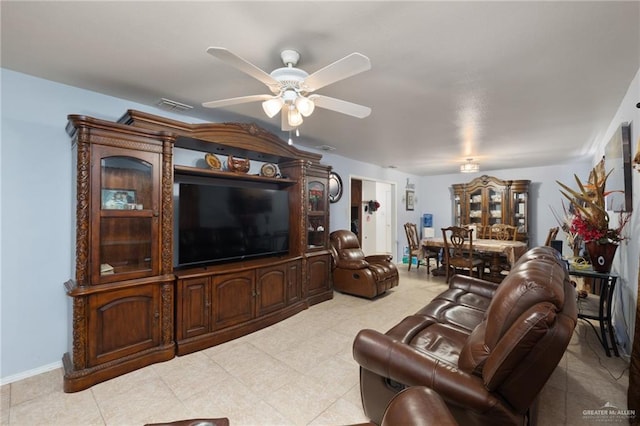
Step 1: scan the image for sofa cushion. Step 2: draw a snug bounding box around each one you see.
[416,299,485,333]
[484,262,565,348]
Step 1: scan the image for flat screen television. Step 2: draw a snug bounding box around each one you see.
[175,180,290,268]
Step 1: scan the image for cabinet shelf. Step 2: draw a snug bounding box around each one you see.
[174,165,296,186]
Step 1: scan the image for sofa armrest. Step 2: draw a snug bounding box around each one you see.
[449,274,499,299]
[365,254,393,263]
[381,387,458,426]
[353,329,500,412]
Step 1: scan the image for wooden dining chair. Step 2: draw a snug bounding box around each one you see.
[545,227,560,246]
[474,224,488,239]
[441,226,484,283]
[489,224,518,241]
[404,222,439,273]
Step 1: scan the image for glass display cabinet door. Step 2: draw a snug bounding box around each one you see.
[93,148,159,283]
[487,188,503,226]
[468,189,483,226]
[512,190,528,234]
[453,195,461,226]
[307,180,326,249]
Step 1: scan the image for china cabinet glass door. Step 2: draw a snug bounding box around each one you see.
[453,194,462,226]
[307,180,326,249]
[468,188,483,227]
[487,188,503,226]
[512,190,528,234]
[93,147,159,283]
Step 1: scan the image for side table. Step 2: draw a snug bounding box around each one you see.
[569,268,619,357]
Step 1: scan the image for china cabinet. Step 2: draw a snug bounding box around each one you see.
[452,175,530,241]
[63,116,176,392]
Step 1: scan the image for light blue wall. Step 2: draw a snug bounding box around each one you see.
[2,67,637,382]
[590,68,640,356]
[0,69,213,381]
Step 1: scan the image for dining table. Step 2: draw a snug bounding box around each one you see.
[422,237,528,282]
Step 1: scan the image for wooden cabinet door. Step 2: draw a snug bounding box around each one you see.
[212,270,255,329]
[256,265,288,316]
[177,276,211,340]
[287,260,303,305]
[307,253,331,296]
[87,283,160,366]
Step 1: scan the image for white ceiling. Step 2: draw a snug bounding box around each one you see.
[2,1,639,175]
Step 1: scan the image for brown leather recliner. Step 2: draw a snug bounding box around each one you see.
[353,246,577,426]
[329,230,399,299]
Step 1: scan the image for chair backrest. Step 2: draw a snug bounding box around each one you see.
[475,224,487,239]
[441,226,474,260]
[457,252,577,413]
[544,227,560,246]
[329,230,368,268]
[404,223,420,251]
[489,224,517,241]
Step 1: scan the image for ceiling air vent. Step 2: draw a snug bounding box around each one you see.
[157,98,194,112]
[315,144,336,152]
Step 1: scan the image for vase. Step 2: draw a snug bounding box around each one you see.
[585,241,618,273]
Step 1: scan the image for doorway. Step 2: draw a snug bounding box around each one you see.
[350,177,396,255]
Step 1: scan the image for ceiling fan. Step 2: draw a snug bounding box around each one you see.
[202,47,372,131]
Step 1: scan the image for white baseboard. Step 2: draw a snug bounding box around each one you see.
[0,361,63,386]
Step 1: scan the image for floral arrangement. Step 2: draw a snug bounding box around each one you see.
[556,160,630,245]
[366,200,381,213]
[550,202,582,254]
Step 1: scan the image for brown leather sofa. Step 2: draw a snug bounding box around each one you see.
[353,246,577,426]
[330,230,399,298]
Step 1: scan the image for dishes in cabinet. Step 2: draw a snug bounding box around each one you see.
[205,153,221,170]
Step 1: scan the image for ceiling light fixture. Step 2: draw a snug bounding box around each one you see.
[262,88,312,127]
[287,105,304,127]
[262,97,284,118]
[460,158,480,173]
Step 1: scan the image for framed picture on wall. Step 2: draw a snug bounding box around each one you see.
[406,190,415,211]
[604,122,632,212]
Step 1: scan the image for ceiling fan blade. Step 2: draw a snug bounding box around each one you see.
[303,53,371,92]
[206,47,280,90]
[281,109,295,131]
[309,95,371,118]
[202,94,273,108]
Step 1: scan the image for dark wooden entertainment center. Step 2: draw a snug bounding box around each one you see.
[62,110,333,392]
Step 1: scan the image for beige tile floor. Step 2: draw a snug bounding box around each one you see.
[1,267,630,426]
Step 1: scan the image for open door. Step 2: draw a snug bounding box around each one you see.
[351,177,395,256]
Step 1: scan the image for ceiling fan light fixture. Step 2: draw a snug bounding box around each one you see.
[288,106,304,127]
[460,158,480,173]
[262,97,284,118]
[295,96,315,117]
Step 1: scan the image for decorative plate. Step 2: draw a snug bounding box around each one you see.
[205,153,221,170]
[261,163,278,178]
